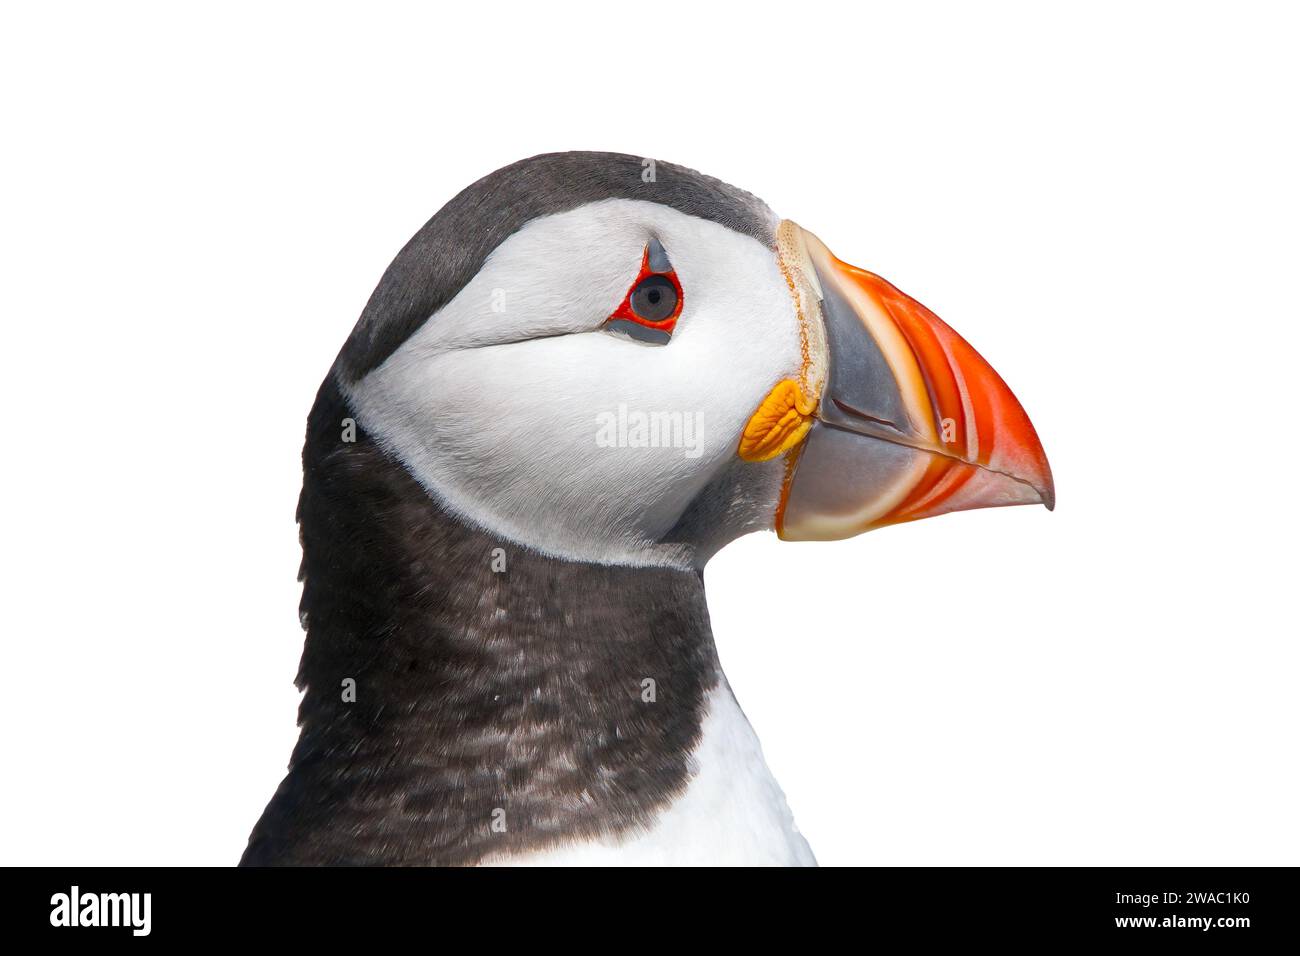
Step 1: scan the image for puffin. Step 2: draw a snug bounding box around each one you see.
[240,152,1053,866]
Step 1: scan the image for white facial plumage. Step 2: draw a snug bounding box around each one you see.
[343,198,805,567]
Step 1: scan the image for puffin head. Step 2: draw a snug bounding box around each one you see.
[337,152,1053,569]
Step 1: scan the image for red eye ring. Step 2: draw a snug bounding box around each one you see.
[607,243,684,333]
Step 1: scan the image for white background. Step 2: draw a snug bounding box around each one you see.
[2,2,1296,866]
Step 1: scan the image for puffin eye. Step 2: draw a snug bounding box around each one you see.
[629,275,678,323]
[603,238,685,343]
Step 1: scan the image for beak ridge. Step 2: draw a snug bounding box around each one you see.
[850,264,1055,511]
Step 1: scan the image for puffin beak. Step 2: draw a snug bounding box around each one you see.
[777,227,1054,541]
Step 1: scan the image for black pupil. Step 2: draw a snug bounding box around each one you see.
[630,274,677,323]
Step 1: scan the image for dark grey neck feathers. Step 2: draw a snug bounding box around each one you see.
[240,378,720,866]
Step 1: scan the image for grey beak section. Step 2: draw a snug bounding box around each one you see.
[782,420,923,530]
[814,259,911,442]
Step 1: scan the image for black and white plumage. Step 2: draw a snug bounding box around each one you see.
[241,152,1052,866]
